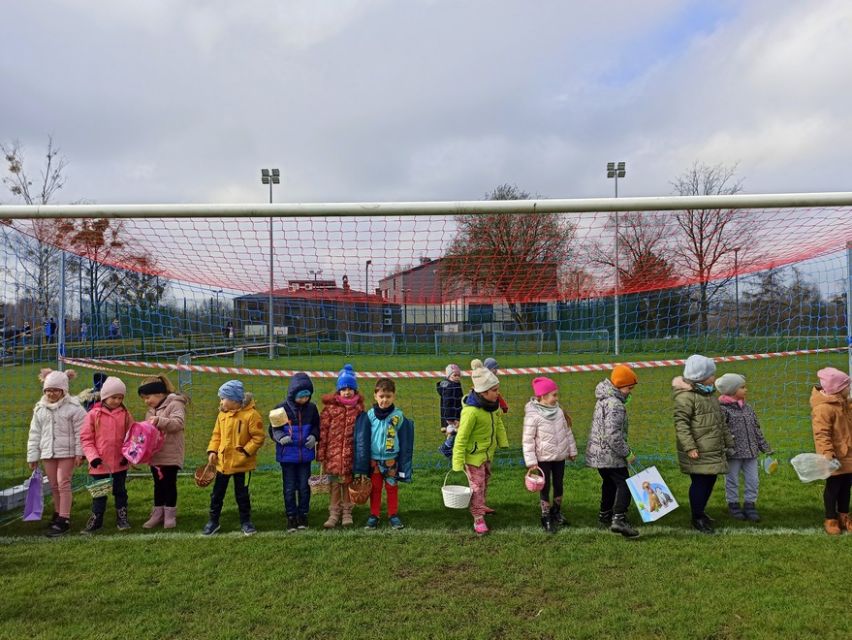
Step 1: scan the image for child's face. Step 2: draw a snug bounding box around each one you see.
[295,395,310,405]
[734,386,747,400]
[374,389,395,409]
[140,393,167,408]
[537,390,559,406]
[702,375,717,386]
[619,384,636,397]
[841,385,851,399]
[480,385,500,401]
[43,388,65,402]
[449,371,461,382]
[219,397,241,411]
[103,394,124,409]
[339,387,355,399]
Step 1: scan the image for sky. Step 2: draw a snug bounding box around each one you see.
[3,0,852,207]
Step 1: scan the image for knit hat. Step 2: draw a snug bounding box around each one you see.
[471,359,499,393]
[715,373,746,396]
[483,357,499,372]
[683,355,716,382]
[287,372,314,402]
[445,364,461,378]
[100,376,127,400]
[531,377,558,397]
[218,379,245,403]
[39,368,77,393]
[817,367,851,395]
[337,364,358,391]
[610,365,638,388]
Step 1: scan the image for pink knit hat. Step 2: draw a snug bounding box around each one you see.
[531,377,558,397]
[100,376,127,400]
[817,367,850,395]
[39,368,77,393]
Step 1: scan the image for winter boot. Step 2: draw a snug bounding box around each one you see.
[540,514,555,533]
[324,484,342,529]
[341,493,354,527]
[727,502,746,520]
[163,506,177,529]
[598,509,613,528]
[143,506,164,529]
[45,511,59,531]
[46,516,70,538]
[610,513,639,538]
[824,518,842,535]
[550,501,568,528]
[742,502,761,522]
[116,507,131,531]
[286,516,298,533]
[80,511,104,535]
[692,515,715,534]
[839,513,852,533]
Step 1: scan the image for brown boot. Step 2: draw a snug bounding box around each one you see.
[824,518,842,535]
[839,513,852,533]
[323,484,342,529]
[341,483,354,527]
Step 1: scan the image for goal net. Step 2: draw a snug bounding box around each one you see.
[492,329,545,355]
[434,330,485,356]
[556,329,611,354]
[345,331,396,356]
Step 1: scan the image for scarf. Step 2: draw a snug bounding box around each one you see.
[532,401,560,420]
[372,403,395,421]
[472,392,499,413]
[339,393,360,407]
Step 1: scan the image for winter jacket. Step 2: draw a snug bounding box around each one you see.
[80,404,134,475]
[271,374,320,464]
[522,399,577,467]
[145,393,187,467]
[318,392,364,477]
[452,392,509,471]
[810,386,852,475]
[718,397,771,459]
[585,379,631,469]
[207,395,265,474]
[672,376,733,475]
[77,388,101,412]
[27,394,87,462]
[353,409,414,482]
[436,378,462,423]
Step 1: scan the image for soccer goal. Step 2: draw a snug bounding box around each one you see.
[434,330,484,356]
[344,331,396,355]
[556,329,610,354]
[491,329,545,355]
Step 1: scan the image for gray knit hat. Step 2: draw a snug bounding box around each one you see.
[683,354,716,382]
[715,373,746,396]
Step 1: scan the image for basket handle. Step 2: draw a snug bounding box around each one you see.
[525,465,543,478]
[444,469,468,487]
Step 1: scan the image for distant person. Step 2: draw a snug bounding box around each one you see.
[80,321,88,342]
[44,318,53,343]
[77,372,107,412]
[437,363,462,434]
[224,320,234,340]
[483,358,509,414]
[49,318,57,341]
[109,319,121,339]
[22,321,32,345]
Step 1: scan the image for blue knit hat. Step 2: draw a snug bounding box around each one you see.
[483,357,498,372]
[218,379,245,403]
[287,372,314,402]
[337,364,358,391]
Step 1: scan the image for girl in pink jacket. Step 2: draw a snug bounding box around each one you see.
[79,376,134,534]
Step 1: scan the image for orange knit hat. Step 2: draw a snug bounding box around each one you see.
[610,365,637,388]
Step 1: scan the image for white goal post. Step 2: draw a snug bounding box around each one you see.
[556,329,610,354]
[344,331,396,356]
[434,330,485,356]
[491,329,545,354]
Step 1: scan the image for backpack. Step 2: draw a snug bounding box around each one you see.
[121,421,164,465]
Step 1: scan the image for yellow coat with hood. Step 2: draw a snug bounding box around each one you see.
[207,393,265,474]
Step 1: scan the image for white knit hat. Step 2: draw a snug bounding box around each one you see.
[470,359,499,393]
[683,355,716,382]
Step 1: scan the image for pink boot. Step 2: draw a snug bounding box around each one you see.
[163,507,177,529]
[143,506,164,529]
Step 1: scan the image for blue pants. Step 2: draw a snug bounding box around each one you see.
[281,462,311,517]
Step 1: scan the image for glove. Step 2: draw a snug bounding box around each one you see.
[828,458,842,472]
[278,436,292,445]
[90,458,102,469]
[305,435,317,449]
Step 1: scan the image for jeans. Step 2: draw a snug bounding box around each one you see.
[281,462,311,517]
[597,467,632,516]
[725,458,759,504]
[209,472,251,524]
[90,470,128,514]
[688,473,718,518]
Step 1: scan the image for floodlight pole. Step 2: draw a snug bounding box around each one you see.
[734,247,741,340]
[846,241,852,377]
[58,250,66,371]
[261,168,280,360]
[607,161,625,356]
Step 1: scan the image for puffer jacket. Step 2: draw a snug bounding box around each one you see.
[585,379,631,469]
[672,376,733,475]
[436,378,462,423]
[810,386,852,475]
[353,409,415,481]
[522,399,576,466]
[27,394,87,462]
[718,397,771,459]
[145,393,187,467]
[452,392,509,471]
[318,392,364,477]
[207,395,265,474]
[80,403,134,474]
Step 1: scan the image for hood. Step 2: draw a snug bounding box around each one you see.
[464,392,481,408]
[594,378,624,402]
[810,386,847,409]
[671,376,694,394]
[241,393,256,411]
[159,393,188,410]
[287,373,314,403]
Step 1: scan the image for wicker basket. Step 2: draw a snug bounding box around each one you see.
[193,462,217,488]
[86,476,113,499]
[348,476,372,505]
[308,474,331,495]
[442,470,472,509]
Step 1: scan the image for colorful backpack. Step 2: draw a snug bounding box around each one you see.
[121,421,164,465]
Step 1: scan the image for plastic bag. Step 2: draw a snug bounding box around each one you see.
[790,453,840,482]
[23,468,44,521]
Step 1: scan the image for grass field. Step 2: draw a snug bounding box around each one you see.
[2,350,850,639]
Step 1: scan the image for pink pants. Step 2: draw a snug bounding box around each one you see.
[42,458,75,518]
[464,461,492,519]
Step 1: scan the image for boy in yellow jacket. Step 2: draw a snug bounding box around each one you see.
[203,380,265,536]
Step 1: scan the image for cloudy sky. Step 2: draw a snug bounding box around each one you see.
[3,0,852,208]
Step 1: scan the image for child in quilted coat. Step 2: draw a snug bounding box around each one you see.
[318,364,364,528]
[522,377,577,533]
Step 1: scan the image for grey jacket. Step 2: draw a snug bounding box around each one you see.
[719,398,771,459]
[585,379,630,469]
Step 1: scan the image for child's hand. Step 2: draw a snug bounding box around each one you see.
[305,435,317,449]
[278,436,293,445]
[149,416,160,427]
[74,456,83,467]
[627,453,637,464]
[236,447,248,457]
[687,449,699,459]
[208,452,217,464]
[568,454,577,462]
[28,461,38,471]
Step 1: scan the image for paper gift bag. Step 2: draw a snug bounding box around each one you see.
[23,468,44,522]
[626,464,678,523]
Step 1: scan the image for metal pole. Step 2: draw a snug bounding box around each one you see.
[268,181,274,360]
[613,174,620,356]
[58,251,66,370]
[846,241,852,377]
[734,248,740,339]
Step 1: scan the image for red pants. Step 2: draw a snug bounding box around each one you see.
[370,470,399,517]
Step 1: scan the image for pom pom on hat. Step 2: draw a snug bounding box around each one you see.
[610,365,638,388]
[337,364,358,391]
[471,359,499,393]
[40,368,77,393]
[531,377,558,397]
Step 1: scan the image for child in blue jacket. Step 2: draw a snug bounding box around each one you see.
[270,372,320,532]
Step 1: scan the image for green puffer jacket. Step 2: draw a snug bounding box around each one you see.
[672,376,733,475]
[452,393,509,471]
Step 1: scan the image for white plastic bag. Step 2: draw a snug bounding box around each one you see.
[790,453,840,482]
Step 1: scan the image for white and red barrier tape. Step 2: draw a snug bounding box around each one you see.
[60,346,846,379]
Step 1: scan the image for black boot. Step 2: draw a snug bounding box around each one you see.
[598,509,613,528]
[80,511,104,535]
[691,515,715,534]
[540,514,554,534]
[743,502,760,522]
[46,516,70,538]
[550,502,568,528]
[610,513,639,538]
[728,502,746,520]
[44,511,59,531]
[116,507,131,531]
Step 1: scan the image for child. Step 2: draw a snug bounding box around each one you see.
[77,372,107,411]
[354,378,414,530]
[483,358,509,413]
[138,375,188,529]
[204,380,265,536]
[810,367,852,535]
[673,355,733,534]
[79,376,134,534]
[586,365,640,538]
[437,364,463,434]
[318,365,364,528]
[27,369,87,537]
[453,359,509,535]
[522,377,577,533]
[270,372,320,532]
[716,373,772,523]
